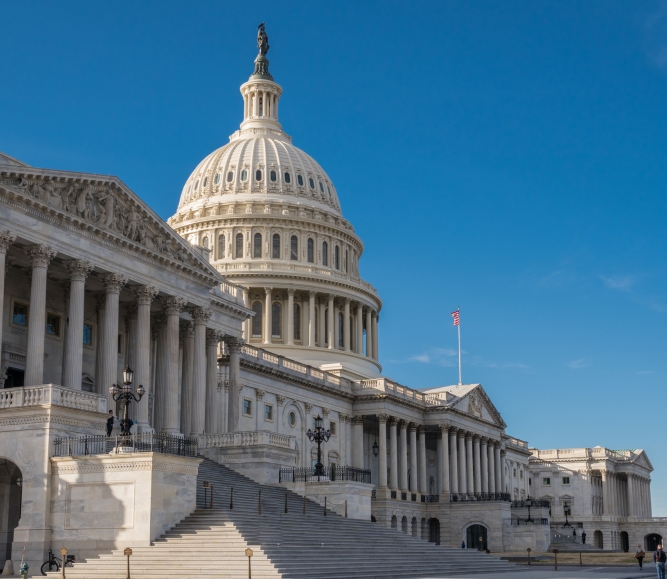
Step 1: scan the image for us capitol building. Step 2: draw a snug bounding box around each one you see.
[0,26,663,577]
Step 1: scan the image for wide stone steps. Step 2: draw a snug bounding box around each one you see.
[48,457,519,578]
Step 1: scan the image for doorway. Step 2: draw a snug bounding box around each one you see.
[0,459,22,568]
[620,531,629,553]
[646,534,663,551]
[466,524,488,550]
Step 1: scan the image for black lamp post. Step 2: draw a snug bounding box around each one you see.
[525,496,534,523]
[372,439,379,458]
[306,415,331,479]
[562,506,572,528]
[109,365,145,437]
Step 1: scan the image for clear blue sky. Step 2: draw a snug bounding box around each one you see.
[3,1,667,514]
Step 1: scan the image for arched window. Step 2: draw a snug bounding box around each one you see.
[214,172,220,184]
[255,169,262,181]
[327,185,332,197]
[202,237,208,249]
[319,181,324,193]
[294,303,301,340]
[334,246,340,270]
[270,170,277,182]
[297,174,304,186]
[194,179,199,191]
[290,235,298,260]
[307,238,314,263]
[309,177,315,190]
[253,233,262,258]
[344,249,348,273]
[324,308,329,345]
[272,303,282,338]
[251,302,263,338]
[338,312,343,347]
[218,235,225,259]
[272,233,281,259]
[322,241,328,266]
[241,169,248,181]
[284,172,291,184]
[226,171,233,182]
[235,233,243,258]
[203,176,208,188]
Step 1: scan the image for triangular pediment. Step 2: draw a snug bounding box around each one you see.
[629,450,653,472]
[0,163,223,287]
[449,384,507,428]
[0,152,29,167]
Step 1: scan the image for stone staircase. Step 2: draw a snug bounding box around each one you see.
[48,458,520,578]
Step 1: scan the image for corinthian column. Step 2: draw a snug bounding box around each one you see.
[458,431,467,494]
[449,427,459,494]
[327,294,335,349]
[372,311,379,360]
[308,291,316,347]
[161,297,186,434]
[466,433,474,494]
[399,420,409,492]
[487,442,496,494]
[494,443,502,493]
[180,322,194,436]
[24,244,57,385]
[263,287,272,344]
[473,435,482,494]
[0,232,16,354]
[63,260,93,390]
[343,298,351,351]
[134,285,157,432]
[389,417,398,491]
[99,272,127,397]
[190,307,210,434]
[356,303,363,354]
[205,328,221,434]
[287,289,295,345]
[418,425,427,494]
[352,415,364,469]
[439,424,450,496]
[480,437,489,494]
[225,337,243,432]
[409,424,418,492]
[377,414,389,488]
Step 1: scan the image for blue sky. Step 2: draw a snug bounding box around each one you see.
[3,1,667,513]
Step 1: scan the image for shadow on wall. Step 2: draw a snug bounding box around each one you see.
[0,458,22,569]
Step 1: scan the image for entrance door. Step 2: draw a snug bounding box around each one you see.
[429,518,440,545]
[646,534,663,551]
[0,459,22,567]
[620,531,629,553]
[467,524,488,550]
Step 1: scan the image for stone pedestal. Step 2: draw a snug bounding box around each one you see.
[281,480,373,520]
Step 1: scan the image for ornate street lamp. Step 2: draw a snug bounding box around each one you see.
[562,505,572,528]
[372,439,379,458]
[525,495,534,524]
[306,415,331,480]
[109,365,145,437]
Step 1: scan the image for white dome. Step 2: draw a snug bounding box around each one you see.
[177,131,342,217]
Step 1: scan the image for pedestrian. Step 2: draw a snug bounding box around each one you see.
[581,531,586,545]
[461,541,465,549]
[572,529,577,541]
[654,544,666,579]
[635,544,645,570]
[106,410,115,437]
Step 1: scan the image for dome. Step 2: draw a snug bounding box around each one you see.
[176,133,343,217]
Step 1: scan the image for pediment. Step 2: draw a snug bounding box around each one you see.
[630,450,653,472]
[451,385,506,428]
[0,166,223,287]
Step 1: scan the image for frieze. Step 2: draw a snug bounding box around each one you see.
[52,460,199,475]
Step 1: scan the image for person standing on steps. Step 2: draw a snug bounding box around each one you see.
[635,545,645,570]
[654,544,666,579]
[461,541,465,549]
[581,531,586,545]
[106,410,115,437]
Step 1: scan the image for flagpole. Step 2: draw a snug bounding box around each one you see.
[457,307,462,385]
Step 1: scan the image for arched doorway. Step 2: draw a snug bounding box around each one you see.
[593,530,603,549]
[466,524,488,550]
[0,459,22,568]
[620,531,629,553]
[429,518,440,545]
[646,534,663,551]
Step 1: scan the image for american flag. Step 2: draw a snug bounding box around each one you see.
[451,309,460,326]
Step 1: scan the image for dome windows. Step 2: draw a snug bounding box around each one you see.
[218,234,225,259]
[322,241,329,266]
[284,172,291,184]
[309,177,315,190]
[272,233,281,259]
[319,181,324,193]
[294,304,301,340]
[253,233,262,258]
[327,185,332,197]
[297,174,304,187]
[271,303,282,338]
[255,169,262,181]
[214,173,220,185]
[251,302,263,338]
[226,171,234,182]
[334,246,340,270]
[290,235,298,260]
[235,233,243,258]
[288,411,296,427]
[194,179,200,191]
[203,177,208,188]
[270,170,277,182]
[241,169,248,182]
[307,238,314,263]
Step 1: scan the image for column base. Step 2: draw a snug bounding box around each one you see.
[374,487,392,500]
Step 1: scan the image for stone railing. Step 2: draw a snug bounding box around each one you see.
[239,344,353,391]
[0,384,107,414]
[219,280,245,304]
[531,447,635,461]
[199,430,297,450]
[355,378,448,406]
[504,436,529,451]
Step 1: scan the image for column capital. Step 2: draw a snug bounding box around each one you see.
[304,402,313,413]
[0,231,16,253]
[480,436,489,444]
[125,302,138,320]
[418,425,427,435]
[344,297,351,305]
[256,388,266,400]
[287,288,296,296]
[276,395,286,406]
[377,413,390,424]
[322,407,330,417]
[180,320,194,340]
[473,434,481,442]
[190,306,212,324]
[327,293,335,301]
[449,426,459,435]
[408,423,417,433]
[164,296,187,315]
[457,429,467,439]
[465,432,474,441]
[397,419,408,429]
[101,272,127,294]
[438,423,450,434]
[223,336,244,353]
[309,290,317,298]
[27,243,57,267]
[352,415,364,425]
[264,286,273,295]
[371,310,378,319]
[206,328,222,345]
[65,259,94,282]
[134,284,158,305]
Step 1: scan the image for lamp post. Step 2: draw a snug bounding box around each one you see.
[109,365,145,437]
[372,439,379,458]
[563,506,572,528]
[306,415,331,480]
[525,496,534,524]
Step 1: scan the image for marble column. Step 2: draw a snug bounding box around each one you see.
[153,315,167,432]
[63,260,93,390]
[480,437,489,494]
[418,426,427,494]
[449,427,459,494]
[466,433,474,494]
[255,389,265,431]
[327,294,335,349]
[500,448,506,494]
[160,297,186,434]
[308,291,316,347]
[225,337,242,433]
[389,418,398,491]
[409,424,418,492]
[317,297,325,346]
[242,288,250,341]
[345,416,352,470]
[190,307,210,435]
[95,293,106,391]
[0,232,16,358]
[263,287,272,344]
[378,414,388,488]
[25,244,57,386]
[365,308,373,358]
[99,273,127,397]
[439,425,450,496]
[180,322,194,436]
[352,416,364,469]
[286,289,295,345]
[205,329,220,434]
[458,431,467,494]
[399,420,409,492]
[134,286,157,431]
[372,311,378,360]
[473,435,482,494]
[356,303,363,354]
[343,298,351,351]
[601,470,609,516]
[494,443,502,493]
[488,442,496,494]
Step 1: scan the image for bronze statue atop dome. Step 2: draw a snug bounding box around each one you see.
[257,23,269,56]
[251,23,273,80]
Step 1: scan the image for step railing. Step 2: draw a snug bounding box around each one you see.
[279,465,371,484]
[53,433,198,457]
[199,430,297,450]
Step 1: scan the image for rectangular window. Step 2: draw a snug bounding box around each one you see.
[562,476,570,485]
[513,468,517,478]
[12,303,28,326]
[243,399,252,416]
[264,404,273,421]
[83,323,93,346]
[46,314,60,336]
[542,477,551,486]
[330,421,336,436]
[520,470,524,480]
